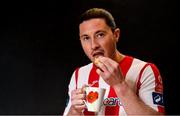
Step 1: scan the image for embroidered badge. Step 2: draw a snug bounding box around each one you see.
[152,92,164,106]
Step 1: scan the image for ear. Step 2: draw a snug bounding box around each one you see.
[113,28,120,42]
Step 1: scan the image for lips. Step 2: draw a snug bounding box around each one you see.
[92,51,104,58]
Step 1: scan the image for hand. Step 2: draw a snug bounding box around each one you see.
[70,85,86,115]
[95,56,124,87]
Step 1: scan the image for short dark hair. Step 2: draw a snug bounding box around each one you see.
[79,8,117,31]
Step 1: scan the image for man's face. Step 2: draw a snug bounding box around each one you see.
[79,18,119,62]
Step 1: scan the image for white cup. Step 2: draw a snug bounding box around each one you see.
[84,87,106,112]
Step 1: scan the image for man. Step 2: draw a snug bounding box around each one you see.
[63,8,164,115]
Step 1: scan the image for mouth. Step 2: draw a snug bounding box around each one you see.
[92,51,104,58]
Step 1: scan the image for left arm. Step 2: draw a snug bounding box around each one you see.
[96,56,164,115]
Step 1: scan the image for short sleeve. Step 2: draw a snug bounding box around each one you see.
[138,63,164,113]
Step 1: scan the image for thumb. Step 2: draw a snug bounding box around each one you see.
[81,84,88,92]
[96,68,103,76]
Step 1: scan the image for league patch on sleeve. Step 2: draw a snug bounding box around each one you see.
[152,92,164,106]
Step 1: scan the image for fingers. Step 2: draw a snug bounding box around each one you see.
[81,84,88,92]
[71,88,86,111]
[95,56,124,86]
[99,56,118,71]
[96,56,118,75]
[71,89,86,100]
[96,68,106,77]
[71,99,86,109]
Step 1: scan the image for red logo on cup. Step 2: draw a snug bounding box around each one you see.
[86,91,99,103]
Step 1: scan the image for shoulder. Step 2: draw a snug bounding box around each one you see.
[125,55,159,72]
[129,56,156,67]
[135,57,159,71]
[124,55,147,68]
[132,56,146,65]
[131,56,161,76]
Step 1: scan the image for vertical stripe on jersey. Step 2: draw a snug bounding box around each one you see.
[75,68,80,89]
[105,56,133,115]
[125,59,146,93]
[88,64,99,87]
[84,64,100,115]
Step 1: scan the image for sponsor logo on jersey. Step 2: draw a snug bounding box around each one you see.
[152,92,164,106]
[103,97,122,106]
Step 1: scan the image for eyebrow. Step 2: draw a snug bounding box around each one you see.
[95,30,106,34]
[80,34,88,38]
[79,30,106,38]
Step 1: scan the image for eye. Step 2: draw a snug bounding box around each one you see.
[81,36,90,41]
[96,32,105,38]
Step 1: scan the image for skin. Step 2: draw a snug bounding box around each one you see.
[67,18,164,115]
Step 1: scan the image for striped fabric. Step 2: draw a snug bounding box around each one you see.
[63,56,164,115]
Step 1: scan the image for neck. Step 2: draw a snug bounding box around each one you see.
[113,50,125,63]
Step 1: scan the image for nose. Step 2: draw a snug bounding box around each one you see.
[91,39,99,50]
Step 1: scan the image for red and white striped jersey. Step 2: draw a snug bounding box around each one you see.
[63,56,164,115]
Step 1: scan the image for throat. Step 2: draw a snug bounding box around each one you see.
[113,51,125,63]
